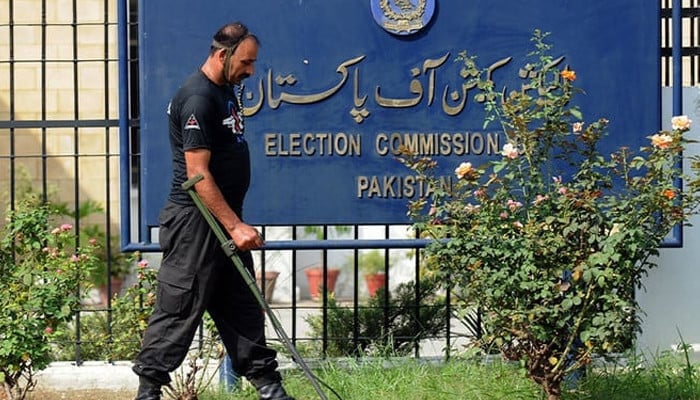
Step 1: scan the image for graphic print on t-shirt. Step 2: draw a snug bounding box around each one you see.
[184,113,201,130]
[222,100,244,140]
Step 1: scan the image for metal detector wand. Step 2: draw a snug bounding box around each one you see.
[182,174,329,400]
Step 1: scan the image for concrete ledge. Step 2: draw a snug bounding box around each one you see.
[35,362,139,391]
[35,360,231,392]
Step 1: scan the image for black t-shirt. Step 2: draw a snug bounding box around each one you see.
[166,70,251,217]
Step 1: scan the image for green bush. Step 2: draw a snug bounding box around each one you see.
[401,30,700,399]
[306,279,447,357]
[0,200,97,399]
[52,257,157,362]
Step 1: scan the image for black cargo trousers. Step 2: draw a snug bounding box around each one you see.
[132,201,281,388]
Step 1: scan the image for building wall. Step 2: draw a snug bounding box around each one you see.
[0,0,120,229]
[638,87,700,359]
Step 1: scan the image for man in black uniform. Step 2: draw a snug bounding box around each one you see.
[132,22,295,400]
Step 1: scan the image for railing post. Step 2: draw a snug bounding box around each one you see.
[219,353,240,392]
[672,0,683,114]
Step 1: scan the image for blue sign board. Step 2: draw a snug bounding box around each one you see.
[134,0,660,245]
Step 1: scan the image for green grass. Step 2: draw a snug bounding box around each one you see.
[198,352,700,400]
[572,351,700,400]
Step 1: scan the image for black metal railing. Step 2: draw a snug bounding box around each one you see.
[661,0,699,86]
[0,0,697,365]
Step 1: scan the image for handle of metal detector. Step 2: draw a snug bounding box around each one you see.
[182,175,229,245]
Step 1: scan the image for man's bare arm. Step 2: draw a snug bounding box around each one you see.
[185,148,263,251]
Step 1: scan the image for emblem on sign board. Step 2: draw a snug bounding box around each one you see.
[370,0,435,35]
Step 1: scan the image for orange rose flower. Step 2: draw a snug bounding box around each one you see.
[560,70,576,81]
[651,133,673,149]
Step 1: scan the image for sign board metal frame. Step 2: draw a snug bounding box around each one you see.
[120,1,662,250]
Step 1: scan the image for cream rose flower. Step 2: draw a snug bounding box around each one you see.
[501,143,519,159]
[671,115,692,131]
[455,162,473,179]
[572,122,584,133]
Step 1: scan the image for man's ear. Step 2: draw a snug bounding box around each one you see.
[217,48,227,64]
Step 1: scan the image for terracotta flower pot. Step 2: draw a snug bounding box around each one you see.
[304,267,340,300]
[364,273,386,297]
[255,270,280,303]
[99,277,123,305]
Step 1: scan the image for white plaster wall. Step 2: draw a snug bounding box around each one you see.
[637,87,700,359]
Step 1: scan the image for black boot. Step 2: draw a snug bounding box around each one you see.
[256,381,295,400]
[134,376,162,400]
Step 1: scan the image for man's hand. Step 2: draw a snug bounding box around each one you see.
[229,222,264,251]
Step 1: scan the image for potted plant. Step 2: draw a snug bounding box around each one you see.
[303,264,341,301]
[401,31,700,399]
[255,269,280,303]
[357,249,387,297]
[298,226,349,300]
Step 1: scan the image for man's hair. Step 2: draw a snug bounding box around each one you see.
[209,22,260,55]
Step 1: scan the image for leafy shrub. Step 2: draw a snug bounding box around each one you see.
[401,30,700,399]
[51,257,157,362]
[306,279,447,357]
[0,200,97,399]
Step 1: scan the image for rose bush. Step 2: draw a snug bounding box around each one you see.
[0,200,97,399]
[50,255,157,363]
[401,31,700,400]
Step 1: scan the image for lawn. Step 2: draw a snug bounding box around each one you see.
[28,352,700,400]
